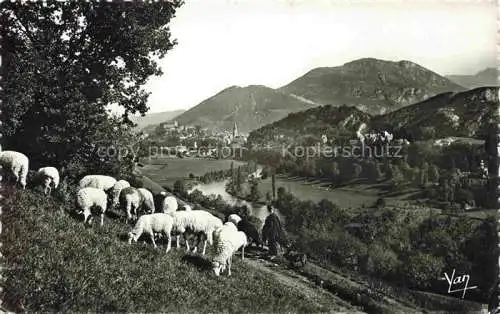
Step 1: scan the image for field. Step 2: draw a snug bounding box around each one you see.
[2,187,357,313]
[140,157,246,188]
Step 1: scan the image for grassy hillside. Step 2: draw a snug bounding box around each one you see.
[279,58,465,115]
[173,85,318,133]
[1,186,356,313]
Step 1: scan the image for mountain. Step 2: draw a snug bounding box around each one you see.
[248,87,498,145]
[446,68,498,89]
[130,109,185,131]
[278,58,466,115]
[370,87,499,139]
[172,85,319,133]
[248,104,372,145]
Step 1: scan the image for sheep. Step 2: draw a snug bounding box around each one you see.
[212,222,248,276]
[170,210,223,256]
[78,175,117,192]
[0,150,29,189]
[33,167,59,195]
[179,204,192,211]
[227,214,242,225]
[137,187,155,214]
[227,214,261,246]
[236,219,262,247]
[128,213,174,252]
[162,195,178,213]
[110,180,130,208]
[119,187,141,223]
[76,187,108,226]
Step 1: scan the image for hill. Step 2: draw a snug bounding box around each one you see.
[248,104,371,145]
[2,187,358,313]
[172,85,319,133]
[370,86,499,140]
[447,68,498,89]
[129,109,185,131]
[248,87,498,145]
[279,58,466,115]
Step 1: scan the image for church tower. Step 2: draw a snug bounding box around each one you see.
[232,121,238,139]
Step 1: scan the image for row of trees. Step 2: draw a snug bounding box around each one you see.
[272,188,497,302]
[2,1,183,182]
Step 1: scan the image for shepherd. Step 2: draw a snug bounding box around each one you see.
[262,204,284,259]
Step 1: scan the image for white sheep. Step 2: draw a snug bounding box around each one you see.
[137,187,155,214]
[76,187,108,226]
[128,213,174,252]
[78,175,117,192]
[212,222,248,276]
[170,210,223,255]
[180,204,193,211]
[33,167,60,195]
[227,214,242,225]
[110,180,130,208]
[119,187,141,223]
[162,195,178,213]
[0,150,29,189]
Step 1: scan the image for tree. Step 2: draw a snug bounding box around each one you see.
[248,180,261,202]
[235,166,242,193]
[428,164,440,183]
[272,173,276,200]
[331,161,340,186]
[2,1,183,179]
[173,179,185,196]
[420,162,429,186]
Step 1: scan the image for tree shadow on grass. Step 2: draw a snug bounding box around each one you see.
[181,254,213,271]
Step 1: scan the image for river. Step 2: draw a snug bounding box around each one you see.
[188,179,284,225]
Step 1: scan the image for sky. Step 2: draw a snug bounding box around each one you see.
[140,0,498,114]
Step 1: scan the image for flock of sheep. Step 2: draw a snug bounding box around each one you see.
[0,148,264,276]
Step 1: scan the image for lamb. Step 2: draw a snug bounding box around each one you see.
[78,175,117,192]
[0,150,29,189]
[119,187,141,223]
[138,187,155,214]
[170,210,223,255]
[128,213,174,252]
[110,180,130,208]
[76,187,108,226]
[162,195,178,213]
[33,166,60,195]
[212,222,248,276]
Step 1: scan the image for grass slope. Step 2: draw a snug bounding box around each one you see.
[2,187,354,313]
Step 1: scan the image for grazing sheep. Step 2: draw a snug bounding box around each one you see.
[0,150,29,189]
[110,180,130,208]
[227,213,242,225]
[237,219,262,247]
[170,210,223,255]
[78,175,117,192]
[137,188,155,214]
[76,187,108,226]
[119,187,141,223]
[128,213,174,252]
[33,166,59,195]
[162,195,178,213]
[212,222,248,276]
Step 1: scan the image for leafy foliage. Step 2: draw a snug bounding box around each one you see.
[1,1,182,179]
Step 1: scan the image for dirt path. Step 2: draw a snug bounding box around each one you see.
[241,250,365,313]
